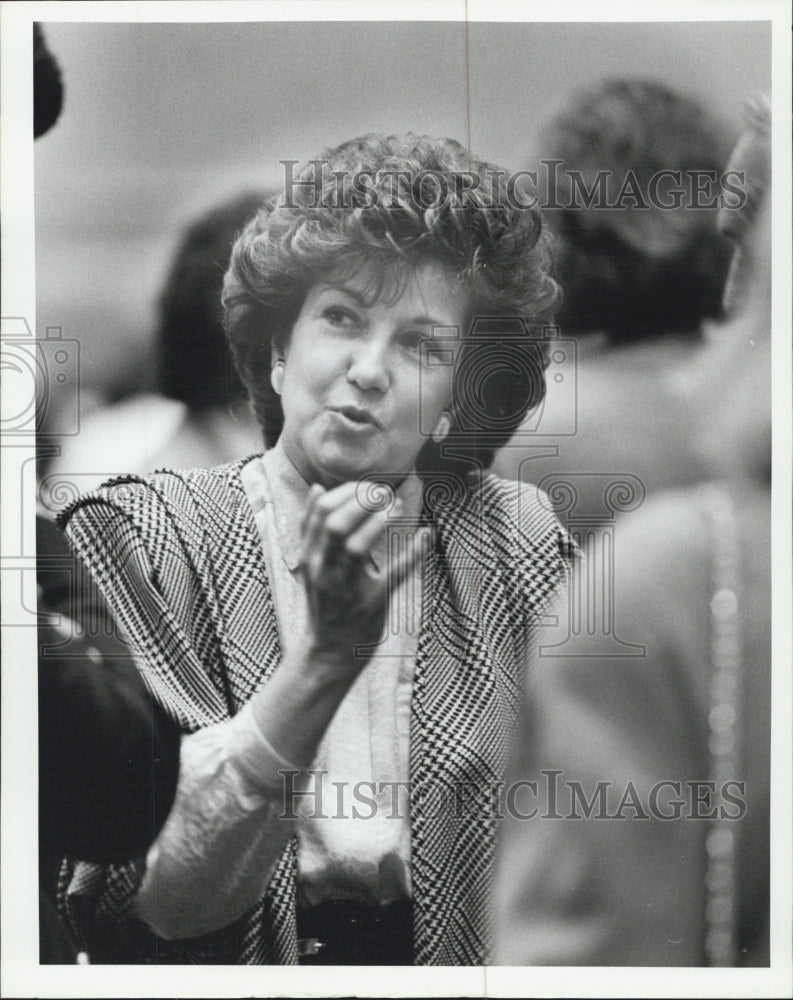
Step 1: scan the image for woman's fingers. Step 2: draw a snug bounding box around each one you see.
[300,482,355,570]
[299,483,428,638]
[302,481,395,569]
[299,483,327,564]
[344,504,394,559]
[297,481,429,664]
[324,491,382,541]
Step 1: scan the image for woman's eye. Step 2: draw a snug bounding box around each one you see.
[400,331,424,354]
[323,306,357,327]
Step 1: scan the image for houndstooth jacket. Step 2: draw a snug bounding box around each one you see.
[57,456,573,965]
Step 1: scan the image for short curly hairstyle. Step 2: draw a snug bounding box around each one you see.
[223,133,560,477]
[540,78,733,341]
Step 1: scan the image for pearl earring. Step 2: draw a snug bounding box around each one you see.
[431,411,451,443]
[271,360,285,395]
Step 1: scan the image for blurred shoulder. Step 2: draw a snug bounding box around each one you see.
[612,485,715,568]
[601,486,727,645]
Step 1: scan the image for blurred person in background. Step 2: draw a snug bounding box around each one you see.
[493,94,772,967]
[493,78,734,520]
[48,190,267,494]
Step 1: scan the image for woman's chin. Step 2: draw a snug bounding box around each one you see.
[309,445,411,488]
[309,450,382,487]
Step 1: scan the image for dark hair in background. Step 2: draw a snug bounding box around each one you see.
[156,191,269,410]
[34,24,64,139]
[223,133,560,477]
[542,78,733,341]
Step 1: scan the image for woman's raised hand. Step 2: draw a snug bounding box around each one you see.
[297,480,422,679]
[250,478,425,768]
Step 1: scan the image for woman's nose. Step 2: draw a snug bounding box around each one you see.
[346,336,390,393]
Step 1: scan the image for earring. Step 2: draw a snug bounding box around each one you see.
[270,360,285,395]
[431,411,451,444]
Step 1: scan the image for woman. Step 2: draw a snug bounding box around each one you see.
[57,134,574,965]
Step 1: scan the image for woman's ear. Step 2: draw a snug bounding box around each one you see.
[431,410,452,444]
[270,359,285,395]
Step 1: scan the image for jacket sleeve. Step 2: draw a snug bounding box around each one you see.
[55,479,298,952]
[133,701,302,940]
[60,480,230,729]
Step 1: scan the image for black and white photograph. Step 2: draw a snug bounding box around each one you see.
[1,2,791,997]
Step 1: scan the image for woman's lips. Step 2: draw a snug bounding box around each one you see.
[330,406,384,430]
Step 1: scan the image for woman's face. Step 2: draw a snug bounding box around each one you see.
[277,259,465,487]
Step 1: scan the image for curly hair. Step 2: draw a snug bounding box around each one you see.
[540,78,733,341]
[223,134,560,476]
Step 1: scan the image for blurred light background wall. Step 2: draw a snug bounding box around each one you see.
[34,19,771,403]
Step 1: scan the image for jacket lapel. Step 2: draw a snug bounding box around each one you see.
[201,465,284,713]
[411,486,522,964]
[187,461,298,962]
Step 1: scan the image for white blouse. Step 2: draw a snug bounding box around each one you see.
[133,443,424,939]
